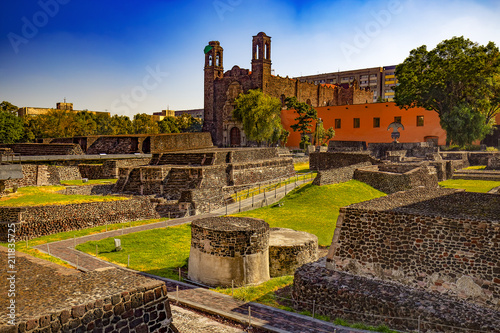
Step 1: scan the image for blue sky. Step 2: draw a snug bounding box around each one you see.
[1,0,500,117]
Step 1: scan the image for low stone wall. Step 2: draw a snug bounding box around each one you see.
[269,228,318,277]
[327,140,367,151]
[0,143,84,156]
[327,188,500,308]
[488,155,500,170]
[0,198,159,241]
[151,132,213,154]
[309,152,377,171]
[312,162,372,186]
[230,148,280,163]
[294,260,500,333]
[0,248,178,333]
[56,165,82,180]
[3,164,61,188]
[368,142,437,159]
[353,164,438,194]
[58,184,115,195]
[231,158,295,185]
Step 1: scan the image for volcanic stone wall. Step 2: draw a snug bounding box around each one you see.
[0,198,159,241]
[150,132,213,154]
[368,142,437,159]
[232,158,295,185]
[3,164,61,188]
[56,165,82,180]
[309,152,377,171]
[0,249,178,333]
[353,164,439,194]
[312,162,372,186]
[327,188,500,308]
[294,260,500,333]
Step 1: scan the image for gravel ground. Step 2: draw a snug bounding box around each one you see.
[170,304,267,333]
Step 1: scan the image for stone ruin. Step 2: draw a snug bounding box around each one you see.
[188,216,271,287]
[294,187,500,332]
[187,217,319,287]
[113,147,295,217]
[0,248,178,333]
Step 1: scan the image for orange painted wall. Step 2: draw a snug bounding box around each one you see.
[281,102,447,147]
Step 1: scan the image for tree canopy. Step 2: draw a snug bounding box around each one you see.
[394,36,500,145]
[285,97,318,135]
[0,101,24,143]
[233,89,283,146]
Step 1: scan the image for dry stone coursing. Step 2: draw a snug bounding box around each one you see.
[368,142,437,159]
[58,184,115,195]
[0,143,84,156]
[309,152,377,171]
[353,163,439,194]
[188,216,270,287]
[488,155,500,170]
[327,187,500,308]
[0,198,159,241]
[56,165,82,180]
[294,259,500,333]
[0,248,178,333]
[312,162,372,186]
[268,228,318,277]
[3,164,61,189]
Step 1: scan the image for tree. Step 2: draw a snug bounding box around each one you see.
[133,113,159,134]
[233,89,283,146]
[110,115,133,135]
[158,116,180,133]
[0,102,24,143]
[285,97,318,137]
[394,36,500,145]
[175,114,203,132]
[0,101,19,113]
[440,104,493,147]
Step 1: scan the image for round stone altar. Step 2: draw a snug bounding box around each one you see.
[268,228,318,277]
[188,216,270,287]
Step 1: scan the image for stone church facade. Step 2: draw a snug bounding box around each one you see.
[203,32,373,147]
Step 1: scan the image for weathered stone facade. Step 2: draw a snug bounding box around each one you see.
[312,162,373,186]
[0,143,84,156]
[294,259,500,333]
[268,228,318,277]
[326,187,500,308]
[0,248,178,333]
[0,198,160,241]
[3,164,61,188]
[188,216,270,286]
[203,32,374,146]
[353,163,439,194]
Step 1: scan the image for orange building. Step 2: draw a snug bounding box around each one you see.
[281,102,447,147]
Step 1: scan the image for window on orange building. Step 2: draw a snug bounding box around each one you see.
[353,118,360,128]
[394,116,401,123]
[373,117,380,128]
[335,119,341,129]
[417,115,424,126]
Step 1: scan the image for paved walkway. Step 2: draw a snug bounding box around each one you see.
[33,178,371,333]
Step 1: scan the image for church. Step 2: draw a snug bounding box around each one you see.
[202,32,374,147]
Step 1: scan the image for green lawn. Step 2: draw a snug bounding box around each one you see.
[464,165,486,170]
[0,218,167,268]
[234,180,386,246]
[0,185,127,207]
[76,224,191,280]
[60,179,118,186]
[439,179,500,193]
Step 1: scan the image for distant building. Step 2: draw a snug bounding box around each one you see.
[175,109,204,119]
[17,102,110,117]
[152,110,176,121]
[296,65,399,102]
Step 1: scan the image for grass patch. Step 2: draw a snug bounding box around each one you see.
[76,224,191,280]
[213,276,294,310]
[464,165,487,170]
[0,185,128,207]
[0,218,167,268]
[439,179,500,193]
[234,180,385,246]
[294,162,311,173]
[60,179,118,186]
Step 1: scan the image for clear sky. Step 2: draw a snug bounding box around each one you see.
[1,0,499,117]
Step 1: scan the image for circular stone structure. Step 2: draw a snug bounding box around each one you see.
[188,216,270,287]
[268,228,318,277]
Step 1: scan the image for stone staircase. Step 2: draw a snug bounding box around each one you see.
[452,169,500,181]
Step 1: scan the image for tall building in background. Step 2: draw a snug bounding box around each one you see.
[296,65,399,102]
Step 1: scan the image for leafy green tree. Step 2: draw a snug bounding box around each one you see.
[175,114,203,132]
[395,36,500,144]
[133,113,159,134]
[110,115,133,135]
[279,129,290,147]
[285,96,318,138]
[75,111,98,136]
[440,104,493,147]
[233,89,283,146]
[0,101,19,113]
[0,107,23,143]
[158,116,180,133]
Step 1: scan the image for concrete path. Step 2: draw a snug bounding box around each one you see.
[33,177,372,333]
